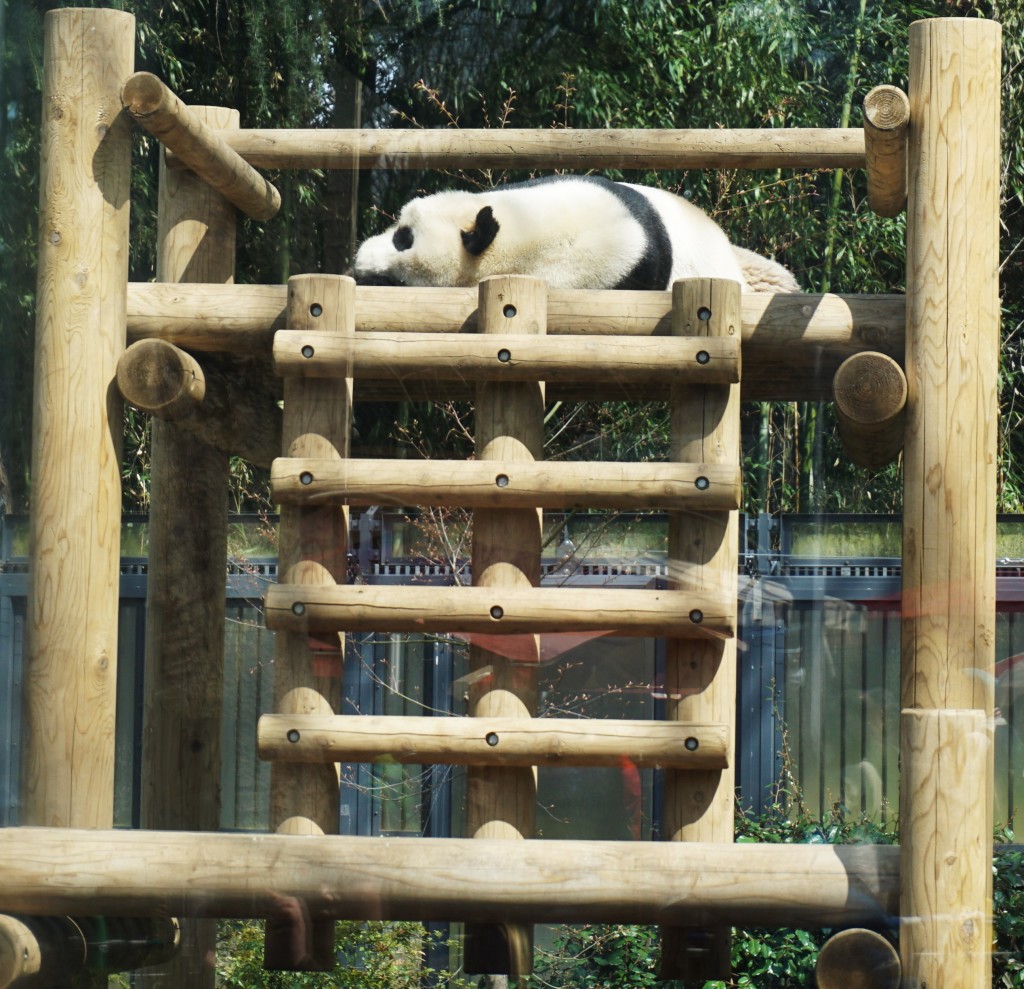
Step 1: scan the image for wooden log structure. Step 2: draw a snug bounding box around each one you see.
[116,338,206,420]
[139,104,239,989]
[660,279,741,981]
[863,85,910,218]
[257,714,730,769]
[121,72,281,221]
[831,351,907,469]
[461,276,546,977]
[900,709,991,989]
[126,282,906,401]
[216,126,866,171]
[0,829,900,930]
[117,339,281,467]
[24,5,133,833]
[0,915,180,987]
[273,330,739,383]
[271,458,740,510]
[901,17,1001,988]
[263,275,354,971]
[264,583,734,639]
[814,928,900,989]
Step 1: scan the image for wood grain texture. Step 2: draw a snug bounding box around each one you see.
[863,85,910,218]
[126,283,906,400]
[24,6,134,830]
[265,276,353,970]
[140,104,238,989]
[832,351,907,469]
[661,280,741,980]
[271,458,740,510]
[273,330,739,383]
[902,17,1000,713]
[122,72,280,220]
[264,583,734,638]
[815,928,900,989]
[464,276,546,977]
[0,828,900,928]
[900,709,990,989]
[219,126,866,170]
[117,338,206,419]
[258,714,730,769]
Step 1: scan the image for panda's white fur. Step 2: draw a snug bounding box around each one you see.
[354,175,797,292]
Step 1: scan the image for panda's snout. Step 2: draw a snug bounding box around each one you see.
[352,271,406,287]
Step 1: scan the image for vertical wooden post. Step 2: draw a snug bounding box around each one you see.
[464,275,546,981]
[660,278,741,982]
[264,275,352,970]
[900,709,990,988]
[24,7,134,829]
[901,17,1001,988]
[139,106,237,989]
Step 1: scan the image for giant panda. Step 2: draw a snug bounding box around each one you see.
[352,175,799,293]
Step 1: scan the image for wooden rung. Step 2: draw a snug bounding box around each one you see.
[273,331,739,384]
[0,827,899,929]
[264,584,735,639]
[258,714,729,769]
[271,459,741,510]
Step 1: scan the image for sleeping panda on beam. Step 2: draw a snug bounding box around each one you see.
[353,175,799,293]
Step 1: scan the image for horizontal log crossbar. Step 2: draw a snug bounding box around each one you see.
[0,827,898,928]
[264,585,734,639]
[125,284,905,401]
[274,330,739,383]
[215,127,866,171]
[271,458,740,510]
[258,714,729,769]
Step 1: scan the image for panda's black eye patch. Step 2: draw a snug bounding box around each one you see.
[392,226,414,252]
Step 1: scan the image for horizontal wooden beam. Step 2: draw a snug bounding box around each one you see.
[0,828,898,928]
[273,330,739,384]
[271,458,740,510]
[120,72,281,221]
[214,127,866,171]
[863,85,910,218]
[263,585,734,639]
[257,714,729,769]
[126,285,904,400]
[832,351,907,469]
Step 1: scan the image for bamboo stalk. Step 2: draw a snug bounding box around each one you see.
[264,584,734,639]
[0,828,900,929]
[271,458,740,510]
[121,72,281,220]
[218,127,866,170]
[257,715,730,769]
[273,330,739,383]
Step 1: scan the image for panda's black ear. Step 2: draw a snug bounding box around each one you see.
[461,206,500,256]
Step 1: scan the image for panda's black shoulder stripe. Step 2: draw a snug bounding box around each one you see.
[500,175,674,290]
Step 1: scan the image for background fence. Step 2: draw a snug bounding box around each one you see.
[3,512,1023,833]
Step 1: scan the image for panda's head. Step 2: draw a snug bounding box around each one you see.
[353,191,500,287]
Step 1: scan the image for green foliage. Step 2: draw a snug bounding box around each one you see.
[4,0,1024,515]
[216,918,471,988]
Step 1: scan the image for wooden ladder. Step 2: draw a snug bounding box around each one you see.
[259,272,742,979]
